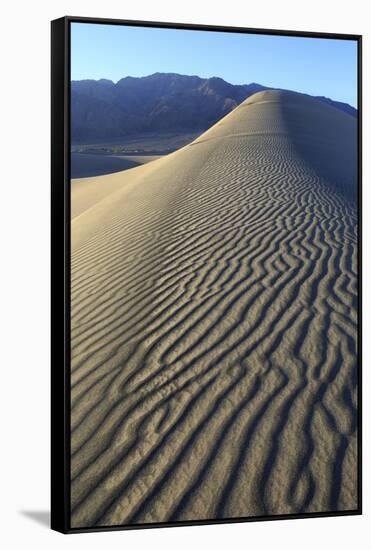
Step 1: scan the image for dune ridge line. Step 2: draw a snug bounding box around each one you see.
[70,90,358,528]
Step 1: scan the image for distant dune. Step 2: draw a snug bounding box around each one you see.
[70,90,358,528]
[71,153,140,178]
[71,152,161,179]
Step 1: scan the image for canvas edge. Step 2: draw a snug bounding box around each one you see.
[51,16,71,534]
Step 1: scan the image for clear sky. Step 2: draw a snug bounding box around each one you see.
[71,22,358,107]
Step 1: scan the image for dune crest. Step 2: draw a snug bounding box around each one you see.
[70,90,358,528]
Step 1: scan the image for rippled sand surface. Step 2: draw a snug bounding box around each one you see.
[70,90,358,528]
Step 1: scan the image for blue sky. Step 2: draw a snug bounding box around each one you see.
[71,22,358,107]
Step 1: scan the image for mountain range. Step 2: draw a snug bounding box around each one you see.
[71,72,357,142]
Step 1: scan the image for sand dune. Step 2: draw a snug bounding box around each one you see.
[70,90,358,528]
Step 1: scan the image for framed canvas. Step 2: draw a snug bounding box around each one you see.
[51,16,362,533]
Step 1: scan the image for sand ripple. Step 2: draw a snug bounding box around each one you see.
[70,90,358,528]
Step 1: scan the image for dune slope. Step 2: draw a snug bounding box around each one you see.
[70,90,358,528]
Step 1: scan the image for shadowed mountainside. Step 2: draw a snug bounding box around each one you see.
[71,73,356,141]
[70,90,358,528]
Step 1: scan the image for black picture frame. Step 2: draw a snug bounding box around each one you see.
[51,15,362,534]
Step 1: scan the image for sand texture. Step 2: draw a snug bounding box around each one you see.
[71,152,162,178]
[70,90,358,528]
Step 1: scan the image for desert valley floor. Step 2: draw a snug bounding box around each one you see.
[70,90,358,528]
